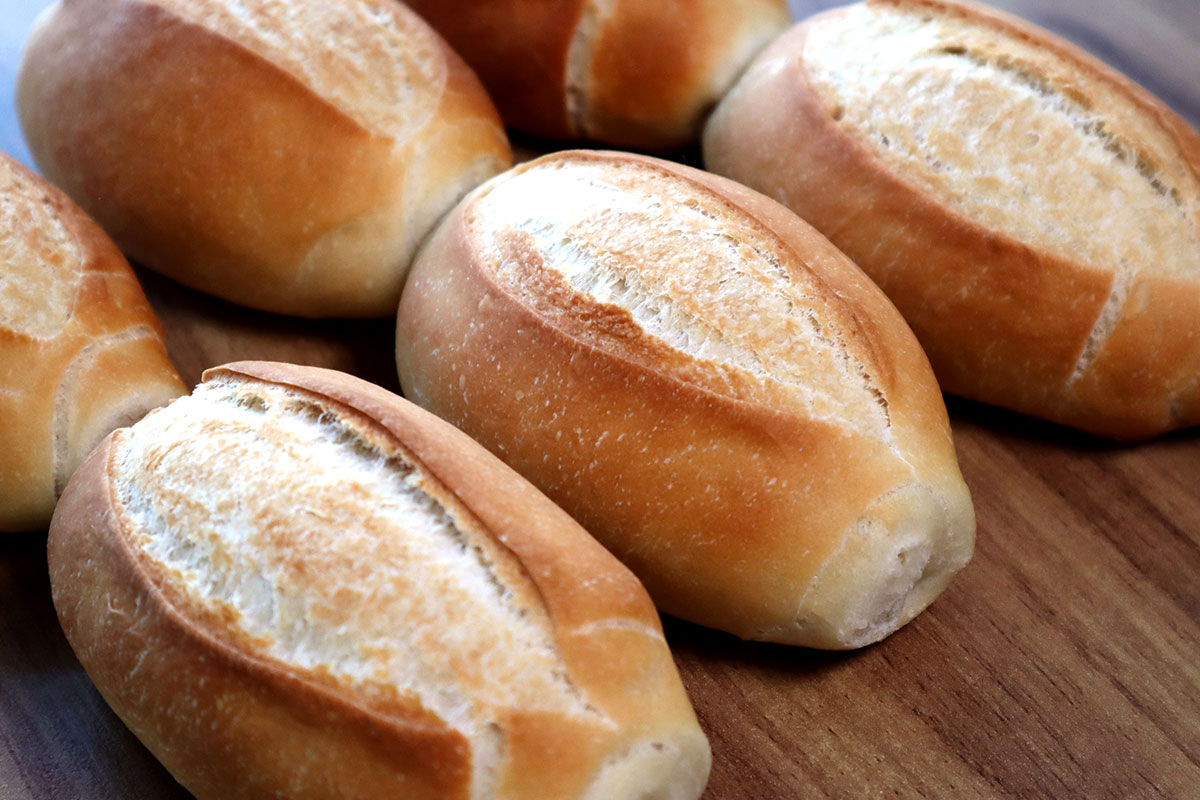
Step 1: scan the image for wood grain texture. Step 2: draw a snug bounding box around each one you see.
[675,401,1200,798]
[2,1,1199,798]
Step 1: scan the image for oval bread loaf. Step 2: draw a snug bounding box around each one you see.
[395,150,976,649]
[403,0,789,150]
[703,0,1200,439]
[18,0,512,318]
[48,361,710,800]
[0,152,184,532]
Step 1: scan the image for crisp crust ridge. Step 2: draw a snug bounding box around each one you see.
[53,438,473,798]
[0,152,183,531]
[110,375,594,723]
[703,0,1200,437]
[0,157,81,340]
[466,152,895,443]
[147,0,445,139]
[397,151,975,647]
[50,362,710,797]
[17,0,512,317]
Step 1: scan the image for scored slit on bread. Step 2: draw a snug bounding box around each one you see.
[112,375,594,799]
[18,0,512,317]
[397,151,976,648]
[49,362,711,799]
[704,0,1200,438]
[148,0,445,137]
[804,2,1198,261]
[470,157,894,442]
[0,153,183,531]
[801,0,1200,389]
[0,164,81,338]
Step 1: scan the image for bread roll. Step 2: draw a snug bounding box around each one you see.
[403,0,789,150]
[703,0,1200,440]
[0,152,183,533]
[395,151,975,649]
[48,361,710,800]
[18,0,512,318]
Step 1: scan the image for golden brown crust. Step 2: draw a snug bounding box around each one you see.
[875,0,1200,172]
[581,0,789,148]
[209,363,663,633]
[703,0,1200,439]
[404,0,587,139]
[18,0,511,318]
[396,151,975,648]
[49,362,710,799]
[0,153,183,532]
[405,0,788,150]
[49,439,470,800]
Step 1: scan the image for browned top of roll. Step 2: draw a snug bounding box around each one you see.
[49,361,709,797]
[703,0,1200,437]
[0,158,82,340]
[405,0,789,148]
[397,151,975,647]
[0,152,183,531]
[148,0,445,138]
[465,152,901,442]
[801,0,1200,280]
[18,0,512,317]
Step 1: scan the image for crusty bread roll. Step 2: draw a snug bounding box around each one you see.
[395,150,975,649]
[0,152,183,533]
[403,0,789,150]
[18,0,512,318]
[48,361,710,800]
[703,0,1200,440]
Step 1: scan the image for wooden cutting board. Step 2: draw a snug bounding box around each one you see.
[2,2,1198,798]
